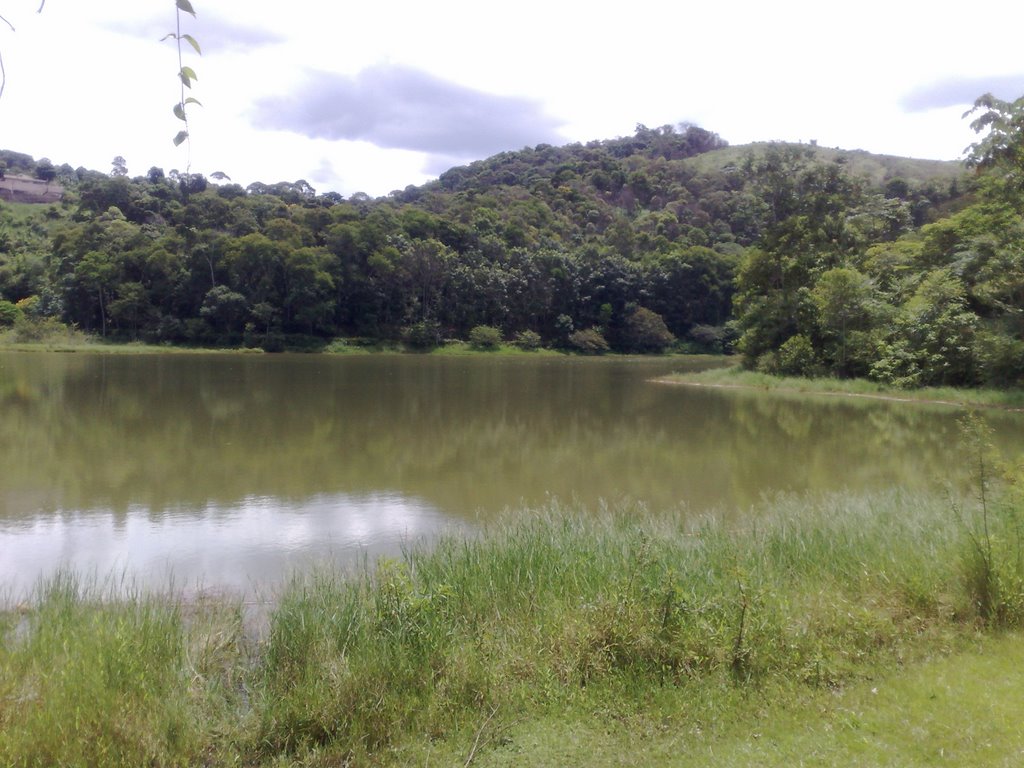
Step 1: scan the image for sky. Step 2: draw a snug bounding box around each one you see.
[2,0,1024,198]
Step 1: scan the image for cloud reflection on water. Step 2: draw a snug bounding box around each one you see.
[1,492,457,601]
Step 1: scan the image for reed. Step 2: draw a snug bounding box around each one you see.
[2,488,1022,766]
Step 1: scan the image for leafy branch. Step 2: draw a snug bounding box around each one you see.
[162,0,202,162]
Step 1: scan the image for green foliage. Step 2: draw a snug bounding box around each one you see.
[5,487,1024,764]
[34,157,56,182]
[619,306,675,353]
[0,298,21,326]
[953,415,1024,626]
[975,331,1024,387]
[871,268,977,387]
[0,575,199,765]
[165,0,202,150]
[7,315,85,344]
[568,327,610,354]
[964,92,1024,193]
[512,329,542,350]
[775,334,819,377]
[468,324,502,349]
[687,323,730,353]
[5,107,1020,379]
[810,267,879,377]
[403,319,441,350]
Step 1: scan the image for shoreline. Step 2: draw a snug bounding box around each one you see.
[4,494,1024,765]
[0,338,722,362]
[656,367,1024,412]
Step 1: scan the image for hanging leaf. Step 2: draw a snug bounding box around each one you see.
[181,34,202,55]
[179,66,198,88]
[160,32,177,42]
[173,130,189,146]
[176,0,196,17]
[173,103,187,121]
[184,97,203,107]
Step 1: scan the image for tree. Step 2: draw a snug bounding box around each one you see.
[964,93,1024,184]
[469,325,502,350]
[34,157,56,182]
[568,327,609,354]
[200,285,247,335]
[107,281,152,338]
[73,250,118,336]
[618,307,675,353]
[810,267,877,376]
[872,268,977,387]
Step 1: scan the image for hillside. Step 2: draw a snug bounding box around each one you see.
[681,142,964,186]
[5,121,1021,390]
[399,129,966,254]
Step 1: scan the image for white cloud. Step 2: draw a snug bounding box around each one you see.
[2,0,1023,196]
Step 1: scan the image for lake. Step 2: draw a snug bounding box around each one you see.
[2,351,1022,599]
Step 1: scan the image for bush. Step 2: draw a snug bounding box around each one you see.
[776,334,819,377]
[468,325,502,350]
[513,329,542,351]
[0,299,23,327]
[975,331,1024,387]
[619,307,675,353]
[12,316,81,343]
[403,320,441,350]
[688,324,728,354]
[568,327,610,355]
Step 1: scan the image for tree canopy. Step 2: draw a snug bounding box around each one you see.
[5,103,1022,388]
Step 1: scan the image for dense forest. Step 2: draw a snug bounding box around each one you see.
[1,103,1023,387]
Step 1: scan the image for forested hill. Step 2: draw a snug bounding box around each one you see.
[5,117,1021,388]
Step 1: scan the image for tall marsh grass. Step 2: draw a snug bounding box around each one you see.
[2,489,1023,765]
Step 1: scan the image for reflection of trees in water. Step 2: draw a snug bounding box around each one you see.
[721,387,1003,504]
[1,353,1021,523]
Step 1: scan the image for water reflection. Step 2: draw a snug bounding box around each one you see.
[1,351,1022,597]
[1,491,455,599]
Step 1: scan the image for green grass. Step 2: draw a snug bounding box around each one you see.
[681,142,966,187]
[660,365,1024,411]
[412,632,1024,767]
[2,488,1023,766]
[427,340,563,356]
[0,334,693,358]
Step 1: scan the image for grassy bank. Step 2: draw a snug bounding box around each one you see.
[659,365,1024,411]
[3,484,1024,766]
[0,330,704,360]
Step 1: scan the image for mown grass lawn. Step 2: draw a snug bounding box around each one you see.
[402,633,1024,767]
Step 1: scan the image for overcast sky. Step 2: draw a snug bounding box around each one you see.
[2,0,1023,197]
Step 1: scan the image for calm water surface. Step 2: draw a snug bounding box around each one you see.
[2,351,1022,597]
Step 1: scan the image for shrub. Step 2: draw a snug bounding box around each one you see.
[403,320,441,350]
[513,329,542,351]
[975,331,1024,388]
[619,307,675,353]
[0,299,23,327]
[776,334,819,377]
[568,327,610,354]
[688,324,728,353]
[12,316,81,343]
[468,325,502,350]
